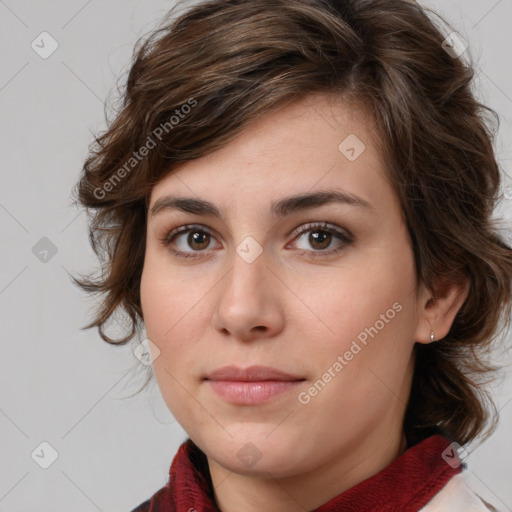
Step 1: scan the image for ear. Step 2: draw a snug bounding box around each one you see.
[414,276,470,344]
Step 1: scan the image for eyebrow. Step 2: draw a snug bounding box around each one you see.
[149,189,375,219]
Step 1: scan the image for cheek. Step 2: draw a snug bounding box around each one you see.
[140,260,206,421]
[140,253,214,376]
[140,250,203,337]
[289,241,419,405]
[292,259,416,351]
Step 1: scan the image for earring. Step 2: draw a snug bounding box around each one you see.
[430,331,435,343]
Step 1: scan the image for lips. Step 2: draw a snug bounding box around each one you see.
[205,365,304,382]
[204,365,306,405]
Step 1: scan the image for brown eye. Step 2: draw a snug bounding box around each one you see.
[188,230,210,250]
[308,230,332,250]
[290,221,353,258]
[161,221,352,260]
[160,224,220,259]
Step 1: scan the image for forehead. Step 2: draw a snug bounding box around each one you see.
[148,92,392,216]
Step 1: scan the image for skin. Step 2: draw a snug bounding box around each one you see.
[140,92,469,512]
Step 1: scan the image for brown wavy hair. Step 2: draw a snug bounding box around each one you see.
[71,0,512,448]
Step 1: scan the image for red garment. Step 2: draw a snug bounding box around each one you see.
[131,435,462,512]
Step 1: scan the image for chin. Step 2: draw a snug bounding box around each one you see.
[203,429,310,477]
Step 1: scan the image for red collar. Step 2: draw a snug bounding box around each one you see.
[132,435,462,512]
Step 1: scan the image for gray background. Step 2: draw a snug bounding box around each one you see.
[0,1,511,511]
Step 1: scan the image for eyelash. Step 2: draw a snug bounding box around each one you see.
[159,221,353,260]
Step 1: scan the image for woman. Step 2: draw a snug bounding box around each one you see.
[72,0,512,510]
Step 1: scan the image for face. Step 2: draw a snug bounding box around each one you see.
[140,93,425,478]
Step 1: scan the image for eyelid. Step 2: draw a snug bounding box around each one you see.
[162,221,351,241]
[161,223,220,246]
[160,221,353,259]
[288,221,352,241]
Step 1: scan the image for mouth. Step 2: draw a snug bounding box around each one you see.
[205,364,304,382]
[204,365,306,405]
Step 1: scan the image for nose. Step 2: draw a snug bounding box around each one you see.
[210,246,285,342]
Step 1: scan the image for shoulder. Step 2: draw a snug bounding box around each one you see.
[129,497,151,512]
[128,483,173,512]
[419,472,503,512]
